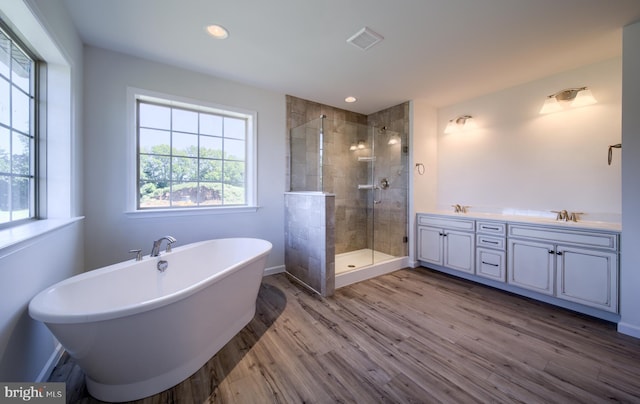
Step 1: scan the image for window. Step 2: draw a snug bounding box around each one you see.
[135,94,256,210]
[0,23,36,228]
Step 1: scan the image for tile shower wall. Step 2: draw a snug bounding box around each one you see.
[286,95,409,259]
[284,192,335,296]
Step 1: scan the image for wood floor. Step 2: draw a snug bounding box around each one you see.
[50,267,640,403]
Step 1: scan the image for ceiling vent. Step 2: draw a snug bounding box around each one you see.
[347,27,384,51]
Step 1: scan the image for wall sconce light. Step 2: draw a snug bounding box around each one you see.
[444,115,476,134]
[350,140,366,151]
[539,87,596,114]
[387,133,400,145]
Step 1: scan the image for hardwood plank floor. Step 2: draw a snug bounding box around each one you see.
[49,267,640,403]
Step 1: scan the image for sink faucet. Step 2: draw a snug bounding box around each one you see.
[150,236,177,257]
[552,210,569,221]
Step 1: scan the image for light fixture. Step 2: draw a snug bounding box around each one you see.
[345,96,357,103]
[349,143,357,151]
[388,133,400,145]
[444,115,475,134]
[205,24,229,39]
[539,87,596,114]
[357,140,365,149]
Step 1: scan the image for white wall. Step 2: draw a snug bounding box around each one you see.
[436,59,622,219]
[0,0,84,381]
[82,46,286,271]
[619,21,640,338]
[409,100,438,264]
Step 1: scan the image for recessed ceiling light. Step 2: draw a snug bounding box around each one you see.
[345,96,357,103]
[206,24,229,39]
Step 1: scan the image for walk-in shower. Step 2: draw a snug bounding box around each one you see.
[285,113,408,295]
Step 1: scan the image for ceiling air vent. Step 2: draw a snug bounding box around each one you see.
[347,27,384,51]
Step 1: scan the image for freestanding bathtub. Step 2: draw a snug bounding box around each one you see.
[29,237,272,402]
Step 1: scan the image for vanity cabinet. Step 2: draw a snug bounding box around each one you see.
[416,213,620,318]
[475,221,507,282]
[507,224,618,312]
[417,215,475,274]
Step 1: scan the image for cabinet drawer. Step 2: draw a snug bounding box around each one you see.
[508,224,618,250]
[477,221,506,236]
[476,235,505,250]
[418,215,475,231]
[476,248,506,282]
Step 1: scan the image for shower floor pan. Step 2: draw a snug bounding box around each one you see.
[335,248,408,289]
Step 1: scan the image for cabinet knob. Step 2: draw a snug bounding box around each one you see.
[548,250,555,254]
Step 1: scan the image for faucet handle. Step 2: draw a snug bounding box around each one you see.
[129,249,143,261]
[165,237,177,253]
[569,212,584,222]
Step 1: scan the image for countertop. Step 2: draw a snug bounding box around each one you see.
[419,210,622,232]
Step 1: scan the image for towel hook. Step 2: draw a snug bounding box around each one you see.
[608,143,621,165]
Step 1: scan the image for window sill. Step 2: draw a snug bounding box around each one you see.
[0,217,84,258]
[124,205,260,218]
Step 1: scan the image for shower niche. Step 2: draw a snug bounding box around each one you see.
[285,108,408,296]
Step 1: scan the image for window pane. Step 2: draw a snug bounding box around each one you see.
[12,131,29,175]
[139,181,170,208]
[224,160,245,187]
[11,176,29,219]
[0,78,9,126]
[11,43,31,93]
[224,138,245,160]
[224,117,246,140]
[172,108,197,134]
[12,86,30,134]
[200,135,222,158]
[139,103,170,130]
[139,128,170,154]
[200,113,222,136]
[171,157,197,181]
[172,132,197,157]
[139,154,170,185]
[136,99,252,210]
[0,127,8,174]
[198,182,222,205]
[199,158,221,182]
[0,31,9,78]
[170,182,197,207]
[0,175,8,223]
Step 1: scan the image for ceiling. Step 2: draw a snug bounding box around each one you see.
[62,0,640,115]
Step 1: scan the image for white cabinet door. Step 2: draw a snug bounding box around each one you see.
[418,226,443,266]
[444,230,475,274]
[556,245,618,312]
[508,239,555,295]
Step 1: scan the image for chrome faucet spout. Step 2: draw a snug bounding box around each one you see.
[150,236,177,257]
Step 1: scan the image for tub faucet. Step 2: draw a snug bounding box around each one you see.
[150,236,177,257]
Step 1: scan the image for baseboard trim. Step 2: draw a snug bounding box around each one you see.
[618,322,640,339]
[35,343,64,382]
[263,265,285,276]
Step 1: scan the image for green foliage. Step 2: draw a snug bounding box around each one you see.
[139,143,245,207]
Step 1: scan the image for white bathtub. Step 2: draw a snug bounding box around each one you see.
[29,237,272,402]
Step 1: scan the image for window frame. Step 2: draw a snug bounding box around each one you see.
[0,19,39,230]
[127,88,258,216]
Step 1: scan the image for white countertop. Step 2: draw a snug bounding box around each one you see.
[420,210,621,232]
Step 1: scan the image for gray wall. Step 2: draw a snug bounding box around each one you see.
[82,46,287,271]
[0,0,85,381]
[619,20,640,338]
